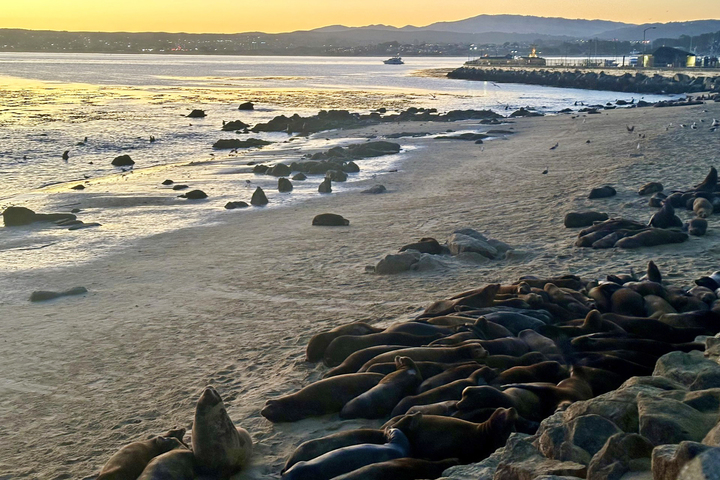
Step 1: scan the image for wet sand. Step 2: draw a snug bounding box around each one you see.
[2,101,720,479]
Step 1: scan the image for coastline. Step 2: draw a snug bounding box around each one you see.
[2,102,720,479]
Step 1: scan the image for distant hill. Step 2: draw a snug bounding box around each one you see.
[595,20,720,41]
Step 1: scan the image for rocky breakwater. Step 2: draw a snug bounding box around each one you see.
[448,67,720,95]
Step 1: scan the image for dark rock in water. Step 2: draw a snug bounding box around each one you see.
[326,170,348,182]
[436,133,489,141]
[588,186,617,199]
[253,164,269,174]
[173,185,189,190]
[510,107,543,117]
[30,286,88,302]
[162,179,174,185]
[111,154,134,167]
[267,163,291,177]
[222,120,250,131]
[685,218,708,236]
[179,190,208,199]
[292,173,307,181]
[312,213,349,226]
[362,185,387,194]
[71,184,85,190]
[251,187,268,206]
[187,109,206,118]
[68,222,101,231]
[278,177,293,193]
[564,211,609,228]
[3,206,37,226]
[238,102,254,110]
[225,201,249,209]
[212,138,272,149]
[399,237,442,255]
[639,182,663,195]
[487,130,515,135]
[346,141,400,158]
[71,208,81,213]
[56,219,83,227]
[318,178,332,194]
[342,161,360,173]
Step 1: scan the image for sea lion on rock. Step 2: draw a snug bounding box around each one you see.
[331,457,459,480]
[573,352,653,377]
[649,201,683,229]
[97,436,186,480]
[685,218,708,236]
[192,386,252,475]
[341,357,423,419]
[392,408,517,463]
[306,322,383,362]
[137,450,196,480]
[312,213,349,226]
[693,197,713,218]
[282,428,410,480]
[283,429,386,473]
[570,334,702,357]
[324,332,444,367]
[615,228,687,249]
[359,344,487,371]
[262,373,384,421]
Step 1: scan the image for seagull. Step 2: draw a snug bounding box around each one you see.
[712,119,719,127]
[550,142,559,150]
[637,142,641,150]
[542,167,549,174]
[680,124,686,128]
[627,125,635,133]
[62,150,69,161]
[691,122,698,130]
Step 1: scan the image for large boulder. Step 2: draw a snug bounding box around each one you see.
[187,109,206,118]
[361,184,387,194]
[3,206,37,226]
[267,163,291,177]
[222,120,249,131]
[374,252,421,275]
[238,102,254,110]
[586,433,654,480]
[652,442,714,480]
[325,170,348,182]
[312,213,349,226]
[212,138,272,149]
[346,141,400,158]
[447,232,498,258]
[637,392,712,445]
[251,187,268,206]
[654,351,720,390]
[677,448,720,479]
[278,178,293,193]
[111,154,134,166]
[179,190,207,200]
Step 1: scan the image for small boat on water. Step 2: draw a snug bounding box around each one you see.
[383,55,404,65]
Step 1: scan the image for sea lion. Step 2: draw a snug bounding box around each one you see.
[693,197,713,218]
[391,408,517,462]
[452,407,539,435]
[418,363,491,393]
[492,361,569,387]
[480,311,546,335]
[330,457,460,480]
[137,450,196,480]
[624,280,667,298]
[695,271,720,291]
[570,365,625,396]
[341,357,423,419]
[367,360,477,378]
[588,186,617,199]
[358,344,487,372]
[645,261,662,283]
[324,332,444,367]
[689,286,717,304]
[262,373,384,422]
[483,351,548,369]
[658,310,720,334]
[419,284,500,317]
[312,213,348,226]
[323,346,407,378]
[499,372,594,418]
[391,368,492,417]
[384,321,454,336]
[649,192,668,208]
[97,436,186,480]
[306,322,382,362]
[572,352,653,377]
[539,310,626,341]
[563,211,609,228]
[610,288,646,317]
[638,182,663,196]
[570,334,702,357]
[283,429,386,473]
[648,202,683,229]
[695,166,718,192]
[192,386,252,475]
[476,337,530,356]
[685,218,708,236]
[282,428,410,480]
[517,330,563,358]
[643,294,677,317]
[601,312,705,343]
[406,399,459,416]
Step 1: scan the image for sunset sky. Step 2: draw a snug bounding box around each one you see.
[3,0,720,33]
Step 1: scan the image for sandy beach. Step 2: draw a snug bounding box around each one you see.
[2,100,720,479]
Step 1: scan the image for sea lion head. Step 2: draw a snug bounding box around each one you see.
[395,356,417,372]
[582,310,603,330]
[470,345,488,359]
[153,436,186,454]
[197,386,223,410]
[486,407,517,443]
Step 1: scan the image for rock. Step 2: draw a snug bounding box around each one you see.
[677,448,720,479]
[162,179,174,185]
[68,222,101,230]
[187,109,206,118]
[447,232,498,258]
[111,154,134,166]
[71,184,85,190]
[318,178,332,194]
[224,201,249,209]
[292,173,307,181]
[654,351,720,390]
[399,238,442,255]
[637,392,712,445]
[346,141,401,158]
[342,161,360,173]
[238,102,254,110]
[570,415,624,458]
[586,433,654,480]
[179,190,208,200]
[564,212,609,228]
[326,169,348,182]
[652,442,714,480]
[375,252,422,275]
[30,286,88,302]
[251,187,268,206]
[589,186,617,199]
[278,178,293,192]
[222,120,249,131]
[3,206,37,226]
[510,107,544,117]
[212,138,272,149]
[703,420,720,447]
[361,184,387,194]
[312,213,349,226]
[638,182,663,195]
[495,436,587,480]
[173,185,189,190]
[253,164,269,174]
[267,163,291,176]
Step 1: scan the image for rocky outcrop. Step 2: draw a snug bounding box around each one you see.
[212,138,272,149]
[222,120,249,131]
[3,206,76,226]
[111,154,134,167]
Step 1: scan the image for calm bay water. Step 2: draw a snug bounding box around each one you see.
[0,53,678,288]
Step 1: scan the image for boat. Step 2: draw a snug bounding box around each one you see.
[383,55,404,65]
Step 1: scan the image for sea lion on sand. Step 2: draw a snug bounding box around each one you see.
[391,368,492,417]
[324,346,406,377]
[539,310,626,341]
[694,166,718,192]
[646,261,663,283]
[324,332,444,367]
[407,400,459,416]
[685,218,708,236]
[420,284,500,317]
[615,228,688,249]
[644,294,677,317]
[384,321,454,336]
[368,360,478,378]
[418,363,492,393]
[648,202,683,229]
[563,211,609,228]
[306,322,382,362]
[192,386,252,475]
[476,337,530,356]
[658,311,720,334]
[492,361,569,387]
[483,351,548,369]
[137,450,196,480]
[480,311,546,335]
[97,436,186,480]
[693,197,713,218]
[283,429,386,473]
[391,408,517,462]
[601,312,705,343]
[282,428,410,480]
[610,288,646,317]
[341,357,423,419]
[638,182,663,196]
[517,330,563,358]
[262,373,384,422]
[331,457,459,480]
[358,344,487,371]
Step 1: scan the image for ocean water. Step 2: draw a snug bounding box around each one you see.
[0,53,678,284]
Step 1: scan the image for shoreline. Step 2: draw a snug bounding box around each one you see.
[2,102,720,479]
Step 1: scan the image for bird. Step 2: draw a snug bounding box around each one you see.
[627,125,635,133]
[712,119,719,127]
[542,167,549,174]
[637,142,641,150]
[680,124,686,128]
[62,150,69,161]
[691,122,698,130]
[586,140,591,144]
[550,142,559,150]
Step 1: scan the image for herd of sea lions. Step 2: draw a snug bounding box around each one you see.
[571,166,718,249]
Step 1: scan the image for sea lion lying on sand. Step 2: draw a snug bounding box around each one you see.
[137,450,196,480]
[283,429,386,473]
[97,435,186,480]
[306,322,382,362]
[331,457,459,480]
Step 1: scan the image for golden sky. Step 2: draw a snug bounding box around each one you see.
[2,0,719,33]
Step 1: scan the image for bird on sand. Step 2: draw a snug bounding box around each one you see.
[626,125,635,133]
[712,119,719,127]
[62,150,69,160]
[550,142,559,150]
[542,167,549,174]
